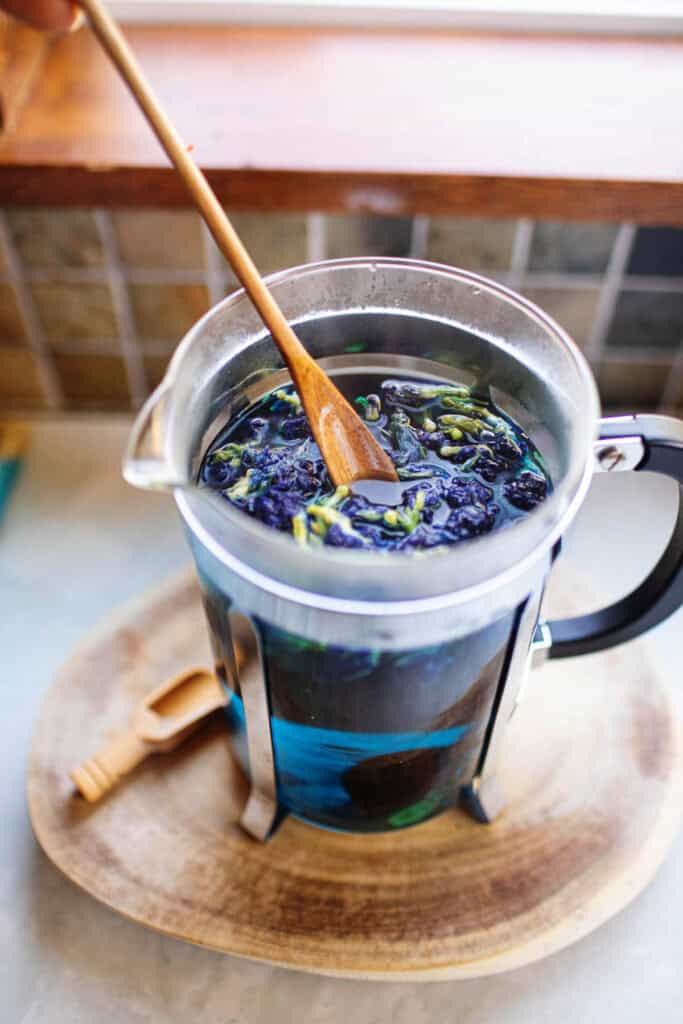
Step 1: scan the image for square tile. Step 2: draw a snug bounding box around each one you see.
[528,222,618,274]
[0,282,26,345]
[606,291,683,350]
[598,358,671,410]
[6,208,103,267]
[627,228,683,277]
[53,353,130,410]
[113,210,205,269]
[521,287,600,350]
[143,353,173,391]
[31,282,118,345]
[226,213,308,275]
[427,218,515,272]
[0,347,47,408]
[326,215,412,260]
[129,283,209,341]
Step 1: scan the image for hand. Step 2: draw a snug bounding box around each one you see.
[0,1,82,31]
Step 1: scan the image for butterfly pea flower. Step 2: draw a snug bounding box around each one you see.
[280,415,310,440]
[382,380,470,407]
[504,471,547,510]
[445,476,493,508]
[292,512,309,546]
[209,442,250,468]
[227,469,254,501]
[306,504,367,547]
[273,388,303,414]
[446,502,499,540]
[319,484,350,508]
[202,458,239,489]
[438,414,487,436]
[356,393,382,422]
[416,429,447,451]
[201,375,551,554]
[397,464,437,480]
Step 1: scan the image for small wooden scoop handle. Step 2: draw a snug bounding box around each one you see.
[70,666,227,803]
[71,731,150,802]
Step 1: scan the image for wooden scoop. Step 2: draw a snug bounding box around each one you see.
[77,0,397,489]
[71,668,227,802]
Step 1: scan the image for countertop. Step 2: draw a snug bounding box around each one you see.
[2,417,683,1023]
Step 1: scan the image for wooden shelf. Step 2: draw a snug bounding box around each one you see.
[1,24,682,221]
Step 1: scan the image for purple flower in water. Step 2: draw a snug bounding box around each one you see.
[446,502,499,540]
[381,380,429,408]
[416,429,447,451]
[476,457,505,482]
[325,523,366,548]
[343,494,372,518]
[401,479,444,524]
[450,444,477,464]
[251,492,302,531]
[280,415,311,441]
[397,525,444,550]
[504,471,547,510]
[492,434,523,465]
[202,459,239,489]
[444,476,493,508]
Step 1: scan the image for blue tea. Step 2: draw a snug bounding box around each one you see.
[200,375,549,552]
[198,374,550,831]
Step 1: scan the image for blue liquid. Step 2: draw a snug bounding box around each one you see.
[197,373,547,830]
[199,375,550,553]
[203,581,515,832]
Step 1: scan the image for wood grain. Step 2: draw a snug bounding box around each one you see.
[27,568,683,979]
[1,26,682,221]
[0,14,49,135]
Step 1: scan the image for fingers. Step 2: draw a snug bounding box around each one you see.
[1,0,83,32]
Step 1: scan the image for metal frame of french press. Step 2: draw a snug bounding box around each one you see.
[233,420,683,838]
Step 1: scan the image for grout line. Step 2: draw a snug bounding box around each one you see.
[584,222,636,364]
[307,213,327,262]
[201,221,229,306]
[658,337,683,413]
[601,348,678,366]
[507,219,534,290]
[0,211,63,409]
[13,265,109,284]
[622,275,683,293]
[409,215,430,260]
[46,338,178,356]
[519,272,604,290]
[5,265,218,285]
[94,211,148,409]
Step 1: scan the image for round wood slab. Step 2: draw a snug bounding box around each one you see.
[28,569,683,981]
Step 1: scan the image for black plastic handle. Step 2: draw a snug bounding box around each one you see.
[547,414,683,659]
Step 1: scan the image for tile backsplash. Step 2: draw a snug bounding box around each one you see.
[0,209,681,414]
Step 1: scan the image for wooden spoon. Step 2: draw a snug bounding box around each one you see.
[70,667,227,802]
[77,0,398,489]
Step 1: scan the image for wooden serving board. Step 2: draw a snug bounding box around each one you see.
[28,569,683,981]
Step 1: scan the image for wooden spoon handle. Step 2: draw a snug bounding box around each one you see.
[77,0,307,368]
[71,730,150,802]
